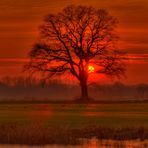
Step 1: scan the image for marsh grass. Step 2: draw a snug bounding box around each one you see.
[0,124,148,145]
[0,103,147,145]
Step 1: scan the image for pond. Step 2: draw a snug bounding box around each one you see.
[0,139,148,148]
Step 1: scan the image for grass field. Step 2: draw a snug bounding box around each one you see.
[0,102,148,145]
[0,102,147,128]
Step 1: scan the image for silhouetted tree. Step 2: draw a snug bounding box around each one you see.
[25,5,125,101]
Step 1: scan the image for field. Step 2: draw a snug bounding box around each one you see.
[0,102,148,145]
[0,102,147,127]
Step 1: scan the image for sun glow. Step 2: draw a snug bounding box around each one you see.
[88,65,95,73]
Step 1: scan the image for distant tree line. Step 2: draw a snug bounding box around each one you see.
[0,76,147,101]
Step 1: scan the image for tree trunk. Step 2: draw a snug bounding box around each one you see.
[80,77,89,101]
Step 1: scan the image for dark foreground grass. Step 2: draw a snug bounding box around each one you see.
[0,124,148,145]
[0,103,147,145]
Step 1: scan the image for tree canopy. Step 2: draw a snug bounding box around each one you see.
[26,5,125,100]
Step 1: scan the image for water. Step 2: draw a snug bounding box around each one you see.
[0,139,148,148]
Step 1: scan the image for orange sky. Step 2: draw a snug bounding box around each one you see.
[0,0,148,84]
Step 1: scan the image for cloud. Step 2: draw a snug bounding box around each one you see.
[0,0,148,56]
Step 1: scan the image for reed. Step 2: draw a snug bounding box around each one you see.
[0,124,147,145]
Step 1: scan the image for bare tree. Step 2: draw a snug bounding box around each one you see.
[25,5,125,101]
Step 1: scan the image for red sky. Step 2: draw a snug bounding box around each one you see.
[0,0,148,84]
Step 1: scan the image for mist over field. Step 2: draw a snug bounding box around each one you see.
[0,76,148,101]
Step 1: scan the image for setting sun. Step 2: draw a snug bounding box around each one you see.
[88,65,95,73]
